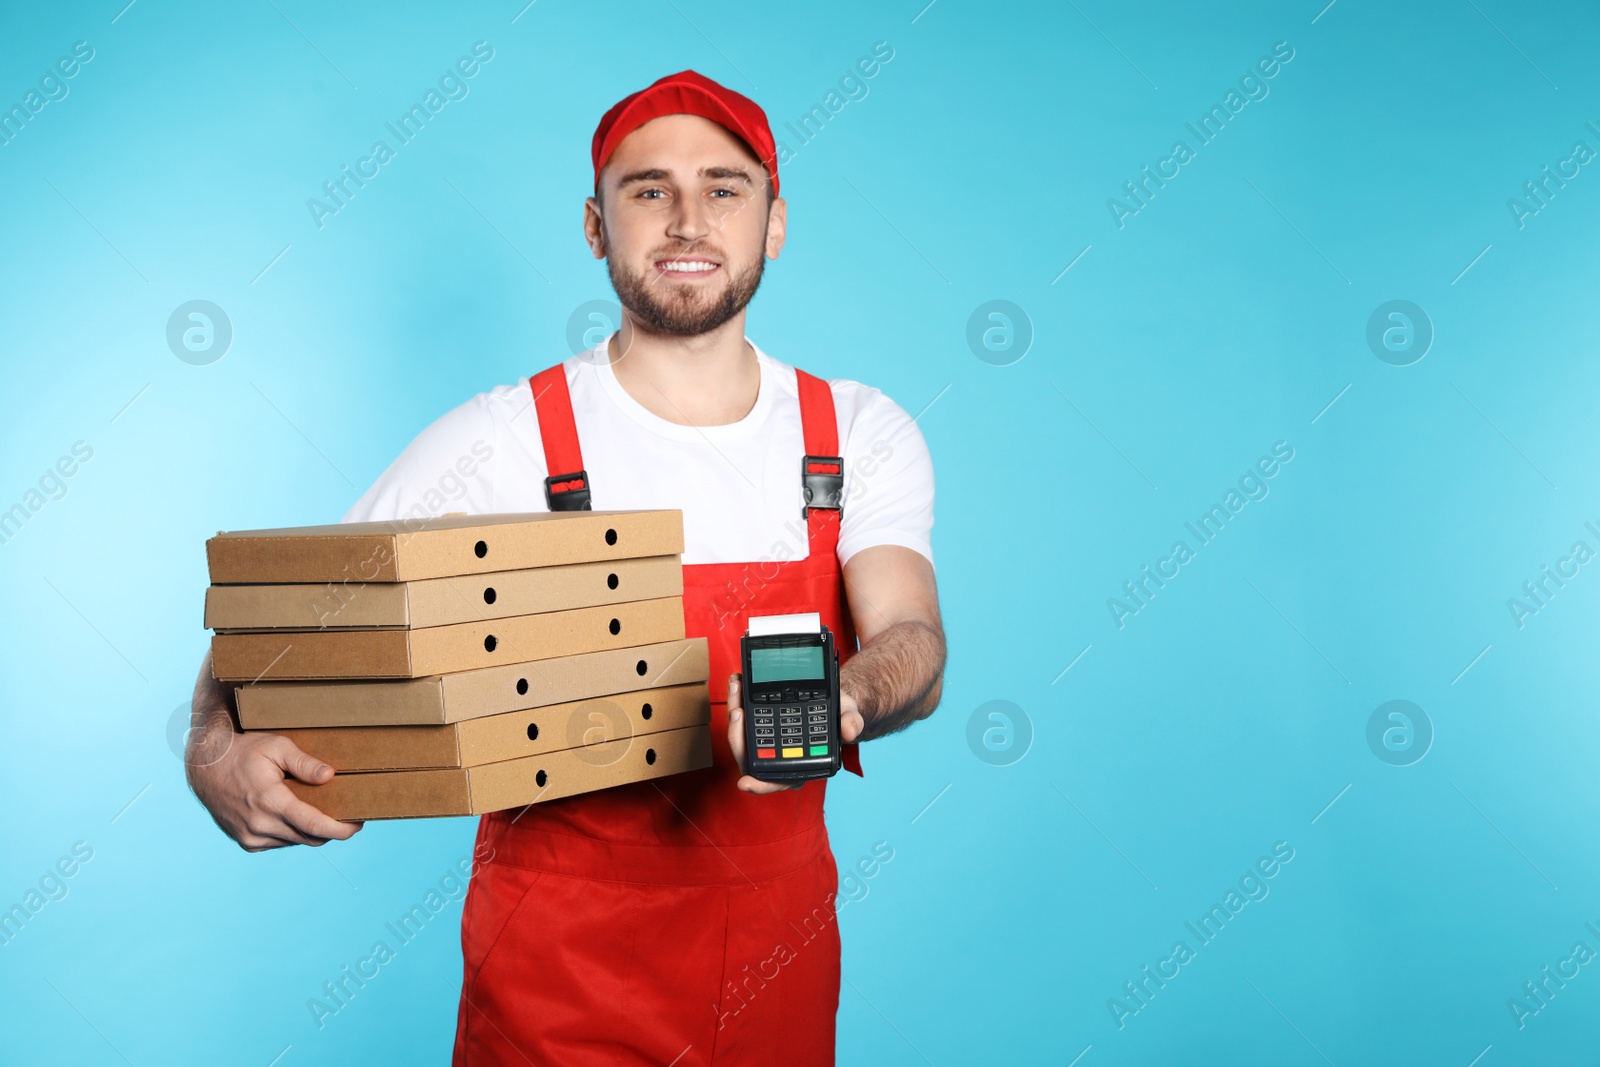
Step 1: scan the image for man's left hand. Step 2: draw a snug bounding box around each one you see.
[725,673,863,794]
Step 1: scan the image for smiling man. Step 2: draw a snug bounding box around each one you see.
[186,69,945,1065]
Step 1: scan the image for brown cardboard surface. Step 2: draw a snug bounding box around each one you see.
[270,682,710,770]
[206,555,683,631]
[206,511,683,584]
[211,597,684,681]
[285,723,712,820]
[235,637,710,728]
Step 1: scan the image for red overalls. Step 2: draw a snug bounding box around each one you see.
[452,359,864,1066]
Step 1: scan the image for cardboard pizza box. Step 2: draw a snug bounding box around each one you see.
[234,637,709,729]
[206,511,682,585]
[211,597,684,682]
[205,554,683,631]
[269,682,709,771]
[285,722,713,820]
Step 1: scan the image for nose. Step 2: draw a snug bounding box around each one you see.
[666,191,712,246]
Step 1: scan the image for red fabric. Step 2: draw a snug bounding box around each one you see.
[529,365,585,477]
[453,363,860,1065]
[794,368,860,778]
[591,69,780,198]
[794,370,837,456]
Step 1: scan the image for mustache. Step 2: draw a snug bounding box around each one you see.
[608,247,765,338]
[651,246,724,263]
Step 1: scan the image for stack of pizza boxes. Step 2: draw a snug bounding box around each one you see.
[203,512,712,821]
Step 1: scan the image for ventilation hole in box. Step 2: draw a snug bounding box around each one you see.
[474,540,488,558]
[526,722,539,741]
[635,659,648,676]
[483,587,496,604]
[607,573,619,590]
[516,678,528,695]
[605,528,617,546]
[609,618,621,636]
[536,770,548,787]
[645,748,657,765]
[484,635,498,652]
[640,703,653,720]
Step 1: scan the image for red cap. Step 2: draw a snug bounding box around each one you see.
[591,70,779,199]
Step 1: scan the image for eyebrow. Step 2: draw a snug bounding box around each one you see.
[615,165,756,189]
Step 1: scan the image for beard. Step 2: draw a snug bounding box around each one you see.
[606,240,766,337]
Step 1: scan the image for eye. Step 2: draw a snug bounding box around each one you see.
[638,188,667,200]
[710,187,738,198]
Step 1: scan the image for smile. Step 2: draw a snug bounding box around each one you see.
[656,259,720,274]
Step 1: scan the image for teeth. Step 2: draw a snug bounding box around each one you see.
[661,261,716,272]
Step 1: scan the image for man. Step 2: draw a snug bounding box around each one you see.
[187,70,945,1065]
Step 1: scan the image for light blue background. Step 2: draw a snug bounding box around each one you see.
[2,0,1598,1063]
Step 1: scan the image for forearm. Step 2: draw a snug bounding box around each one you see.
[841,619,945,743]
[186,651,238,787]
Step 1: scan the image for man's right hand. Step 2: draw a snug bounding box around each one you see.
[187,652,362,851]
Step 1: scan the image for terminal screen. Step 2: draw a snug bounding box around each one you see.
[749,645,824,684]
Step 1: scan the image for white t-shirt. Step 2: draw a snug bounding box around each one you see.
[342,335,935,569]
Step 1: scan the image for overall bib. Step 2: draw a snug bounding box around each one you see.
[452,360,864,1066]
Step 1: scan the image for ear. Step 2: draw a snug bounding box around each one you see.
[764,196,787,261]
[583,195,606,259]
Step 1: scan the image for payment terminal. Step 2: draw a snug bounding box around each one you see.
[739,612,841,782]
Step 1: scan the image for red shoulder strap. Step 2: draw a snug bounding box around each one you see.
[529,364,585,476]
[794,368,863,778]
[542,363,834,478]
[794,368,838,456]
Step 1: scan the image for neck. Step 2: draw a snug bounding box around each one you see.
[607,311,759,426]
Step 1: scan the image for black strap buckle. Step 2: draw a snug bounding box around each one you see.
[802,455,844,513]
[544,469,592,511]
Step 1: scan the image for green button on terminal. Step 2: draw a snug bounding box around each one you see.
[809,744,828,756]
